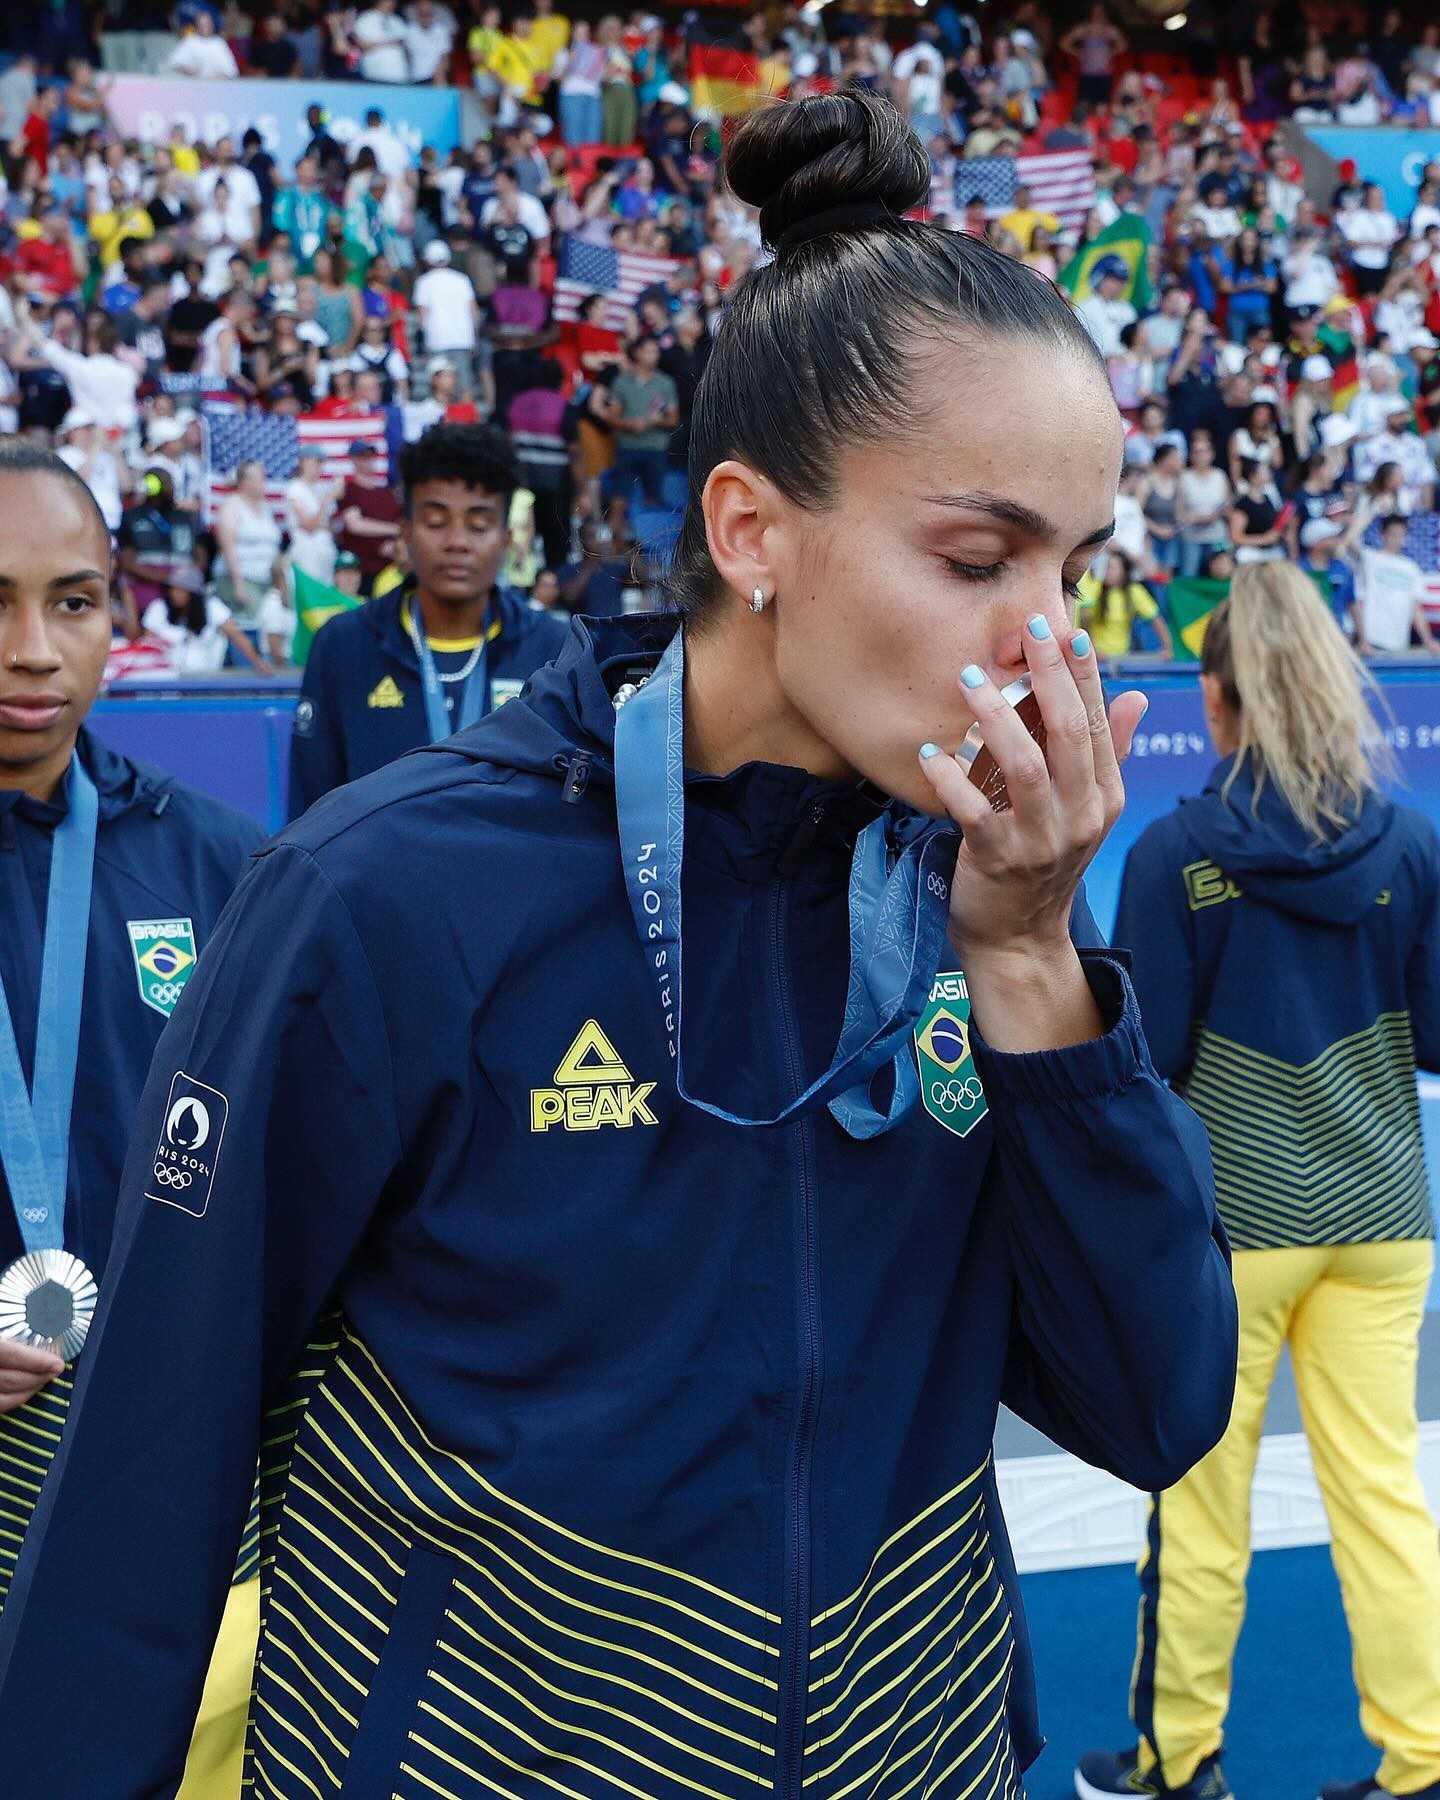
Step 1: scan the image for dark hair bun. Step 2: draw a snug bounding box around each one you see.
[725,89,931,251]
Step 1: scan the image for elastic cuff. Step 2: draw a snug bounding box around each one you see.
[970,952,1151,1105]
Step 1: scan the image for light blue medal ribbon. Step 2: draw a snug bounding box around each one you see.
[410,599,489,744]
[0,758,101,1360]
[612,633,958,1139]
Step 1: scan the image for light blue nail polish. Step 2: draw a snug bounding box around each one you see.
[919,742,941,760]
[960,665,986,689]
[1072,630,1091,657]
[1027,614,1052,641]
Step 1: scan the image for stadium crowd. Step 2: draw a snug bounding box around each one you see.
[0,2,1439,675]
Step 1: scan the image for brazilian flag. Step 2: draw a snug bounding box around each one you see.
[1058,216,1153,313]
[1166,576,1231,661]
[291,566,362,667]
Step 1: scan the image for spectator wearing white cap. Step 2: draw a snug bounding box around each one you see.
[55,409,128,534]
[412,240,483,398]
[1075,258,1137,359]
[1291,353,1334,461]
[1299,517,1360,640]
[143,416,205,517]
[1353,398,1438,511]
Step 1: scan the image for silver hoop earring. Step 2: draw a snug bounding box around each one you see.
[749,587,767,614]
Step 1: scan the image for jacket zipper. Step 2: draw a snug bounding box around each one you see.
[770,875,823,1800]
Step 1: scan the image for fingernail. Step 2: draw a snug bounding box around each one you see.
[1138,696,1149,718]
[1027,614,1052,641]
[1071,630,1091,657]
[919,742,941,760]
[960,665,986,689]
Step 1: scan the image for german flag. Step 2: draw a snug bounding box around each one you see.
[689,42,770,116]
[1319,324,1360,411]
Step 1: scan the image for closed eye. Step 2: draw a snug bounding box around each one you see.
[947,557,1085,602]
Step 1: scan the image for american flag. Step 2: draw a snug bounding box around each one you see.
[553,236,685,333]
[954,149,1097,232]
[204,409,392,524]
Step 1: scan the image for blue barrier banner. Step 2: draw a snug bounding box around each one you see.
[102,75,461,171]
[1304,126,1440,217]
[89,666,1440,924]
[1087,668,1440,932]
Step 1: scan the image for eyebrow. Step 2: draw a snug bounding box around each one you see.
[921,490,1116,550]
[0,569,107,589]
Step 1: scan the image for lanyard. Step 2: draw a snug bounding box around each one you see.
[0,758,98,1253]
[612,633,957,1139]
[409,600,489,744]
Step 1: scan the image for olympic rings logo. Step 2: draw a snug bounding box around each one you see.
[153,1163,193,1189]
[929,1077,984,1115]
[148,981,186,1006]
[20,1207,46,1224]
[926,872,949,900]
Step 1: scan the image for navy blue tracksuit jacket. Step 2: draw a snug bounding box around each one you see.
[288,582,569,818]
[0,617,1236,1798]
[1117,754,1440,1251]
[0,727,262,1602]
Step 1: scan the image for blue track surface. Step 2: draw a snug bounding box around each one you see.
[1021,1545,1374,1800]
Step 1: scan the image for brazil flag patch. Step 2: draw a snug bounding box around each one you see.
[128,918,198,1019]
[914,970,988,1138]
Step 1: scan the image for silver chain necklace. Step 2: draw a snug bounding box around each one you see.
[436,641,485,684]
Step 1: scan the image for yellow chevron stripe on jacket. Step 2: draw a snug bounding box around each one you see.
[244,1328,1020,1799]
[803,1458,1017,1800]
[246,1321,778,1799]
[1177,1013,1434,1250]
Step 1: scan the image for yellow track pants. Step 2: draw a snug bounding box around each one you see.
[177,1576,261,1798]
[1132,1239,1440,1795]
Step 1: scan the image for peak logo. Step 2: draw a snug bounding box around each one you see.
[530,1021,658,1134]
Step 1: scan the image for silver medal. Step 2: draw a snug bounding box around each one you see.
[0,1249,97,1362]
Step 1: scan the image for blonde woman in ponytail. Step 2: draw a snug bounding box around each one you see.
[1080,563,1440,1800]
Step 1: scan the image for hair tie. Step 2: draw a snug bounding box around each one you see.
[776,201,897,255]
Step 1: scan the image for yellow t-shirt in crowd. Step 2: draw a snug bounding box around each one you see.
[170,143,201,176]
[999,204,1060,251]
[1075,573,1159,659]
[488,32,549,98]
[88,205,155,268]
[530,12,570,68]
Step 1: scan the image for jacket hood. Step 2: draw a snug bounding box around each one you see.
[1180,753,1402,925]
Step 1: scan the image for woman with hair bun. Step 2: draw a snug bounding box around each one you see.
[1082,563,1440,1800]
[0,93,1235,1795]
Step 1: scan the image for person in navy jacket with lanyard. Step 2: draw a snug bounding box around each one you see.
[0,444,263,1796]
[287,422,570,819]
[0,95,1237,1798]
